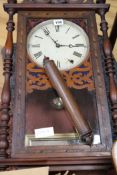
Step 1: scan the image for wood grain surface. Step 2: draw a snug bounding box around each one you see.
[0,0,117,98]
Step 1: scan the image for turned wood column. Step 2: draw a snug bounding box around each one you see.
[0,0,16,170]
[98,9,117,138]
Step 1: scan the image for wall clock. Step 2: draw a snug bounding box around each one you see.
[0,0,117,175]
[27,19,90,71]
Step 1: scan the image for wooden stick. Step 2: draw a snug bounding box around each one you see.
[44,57,93,145]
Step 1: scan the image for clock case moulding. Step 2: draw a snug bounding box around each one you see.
[0,0,117,174]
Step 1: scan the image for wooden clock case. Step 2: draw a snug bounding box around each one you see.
[0,0,117,174]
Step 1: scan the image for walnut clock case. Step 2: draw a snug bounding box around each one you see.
[0,0,117,174]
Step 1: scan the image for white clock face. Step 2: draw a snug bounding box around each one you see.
[27,19,90,71]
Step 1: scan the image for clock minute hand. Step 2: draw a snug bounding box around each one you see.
[59,44,86,48]
[43,28,60,47]
[47,36,61,48]
[69,44,86,48]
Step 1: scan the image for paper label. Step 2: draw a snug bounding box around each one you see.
[35,127,54,138]
[93,134,101,144]
[53,19,64,26]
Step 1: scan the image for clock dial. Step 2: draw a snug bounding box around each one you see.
[27,19,90,71]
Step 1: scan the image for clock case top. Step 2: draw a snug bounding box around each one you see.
[11,9,112,164]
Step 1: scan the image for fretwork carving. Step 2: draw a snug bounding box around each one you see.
[26,59,95,93]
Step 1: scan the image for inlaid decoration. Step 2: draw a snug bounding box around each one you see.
[26,58,95,93]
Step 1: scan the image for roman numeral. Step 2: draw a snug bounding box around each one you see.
[65,27,70,34]
[34,51,42,59]
[35,36,43,39]
[55,25,60,32]
[75,44,86,47]
[73,51,82,58]
[72,34,80,39]
[57,60,61,68]
[31,44,40,47]
[43,27,50,35]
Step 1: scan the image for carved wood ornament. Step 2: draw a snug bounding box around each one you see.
[0,0,15,170]
[98,8,117,138]
[27,54,94,93]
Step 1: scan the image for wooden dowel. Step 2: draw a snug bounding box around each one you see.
[44,57,93,145]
